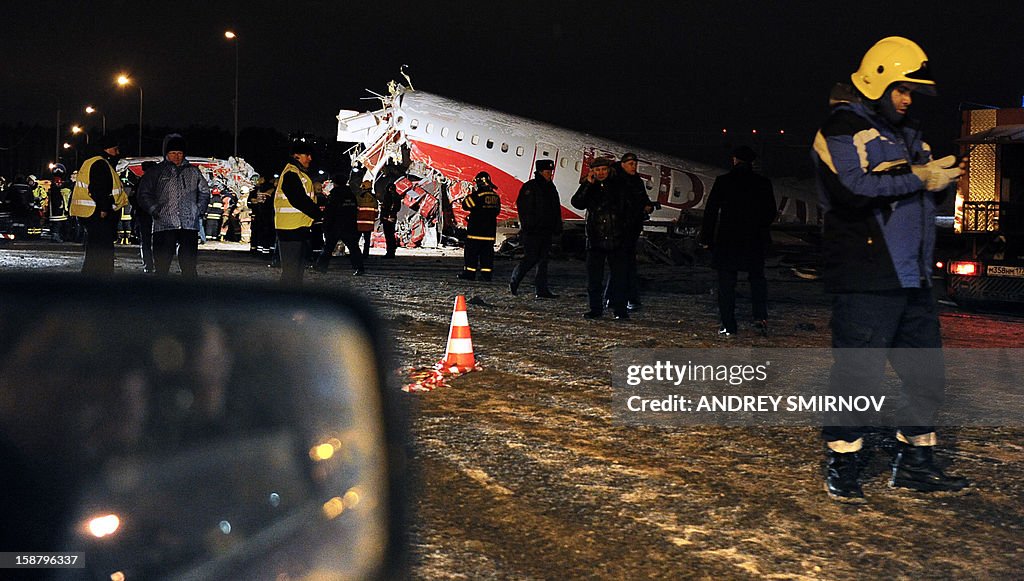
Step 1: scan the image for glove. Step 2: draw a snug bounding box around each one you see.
[911,155,962,192]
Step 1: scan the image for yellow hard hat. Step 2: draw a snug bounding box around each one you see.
[851,36,935,101]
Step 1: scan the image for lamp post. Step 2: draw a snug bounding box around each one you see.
[225,30,239,158]
[85,106,106,136]
[117,74,143,155]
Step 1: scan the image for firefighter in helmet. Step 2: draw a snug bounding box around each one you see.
[812,36,969,503]
[458,171,502,281]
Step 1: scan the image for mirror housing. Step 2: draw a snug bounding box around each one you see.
[0,274,408,580]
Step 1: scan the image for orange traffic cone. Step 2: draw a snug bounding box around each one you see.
[438,295,477,373]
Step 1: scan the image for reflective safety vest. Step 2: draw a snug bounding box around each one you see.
[70,156,126,218]
[207,195,224,221]
[356,190,378,233]
[49,187,69,221]
[274,162,315,230]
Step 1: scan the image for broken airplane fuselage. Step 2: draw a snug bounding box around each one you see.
[337,84,820,244]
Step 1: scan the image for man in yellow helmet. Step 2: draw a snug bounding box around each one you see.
[69,135,127,274]
[812,37,969,502]
[274,140,322,285]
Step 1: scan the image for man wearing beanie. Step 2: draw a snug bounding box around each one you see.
[812,37,969,502]
[138,133,211,278]
[274,140,322,285]
[700,145,776,337]
[69,135,128,275]
[510,159,562,298]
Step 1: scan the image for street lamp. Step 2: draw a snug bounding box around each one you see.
[225,30,239,158]
[85,106,106,136]
[117,74,143,156]
[63,142,78,167]
[71,124,89,145]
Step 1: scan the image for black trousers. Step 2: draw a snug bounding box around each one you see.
[152,229,199,278]
[278,233,310,286]
[716,263,768,332]
[511,233,553,292]
[358,230,372,256]
[383,220,398,256]
[81,212,118,275]
[464,237,495,276]
[317,230,364,271]
[822,289,944,444]
[204,217,222,240]
[586,247,630,315]
[136,212,154,271]
[606,238,642,305]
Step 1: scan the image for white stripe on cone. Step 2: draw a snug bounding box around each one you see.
[451,311,469,326]
[446,337,473,354]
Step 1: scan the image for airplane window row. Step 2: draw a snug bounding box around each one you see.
[406,118,526,157]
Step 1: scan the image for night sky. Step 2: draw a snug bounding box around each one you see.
[2,1,1022,169]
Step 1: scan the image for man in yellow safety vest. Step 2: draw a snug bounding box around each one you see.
[69,135,127,275]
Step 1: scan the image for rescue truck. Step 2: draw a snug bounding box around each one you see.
[946,107,1024,306]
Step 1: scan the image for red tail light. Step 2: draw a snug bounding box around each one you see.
[950,261,979,276]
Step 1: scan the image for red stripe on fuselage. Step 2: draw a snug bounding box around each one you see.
[409,139,582,222]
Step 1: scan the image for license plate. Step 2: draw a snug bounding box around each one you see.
[986,265,1024,278]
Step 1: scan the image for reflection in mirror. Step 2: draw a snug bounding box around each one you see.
[0,278,399,580]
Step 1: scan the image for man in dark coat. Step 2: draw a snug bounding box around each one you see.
[613,152,655,310]
[314,172,365,275]
[571,157,636,320]
[459,171,502,281]
[700,145,776,336]
[510,159,562,298]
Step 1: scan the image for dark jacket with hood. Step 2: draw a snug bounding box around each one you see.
[812,84,946,292]
[138,134,211,233]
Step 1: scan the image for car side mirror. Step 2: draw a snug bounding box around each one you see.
[0,274,408,580]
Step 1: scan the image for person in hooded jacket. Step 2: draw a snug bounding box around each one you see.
[458,171,502,280]
[314,171,365,275]
[700,145,776,337]
[812,36,969,503]
[137,134,211,278]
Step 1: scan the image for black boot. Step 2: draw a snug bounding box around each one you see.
[890,444,970,494]
[825,449,865,503]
